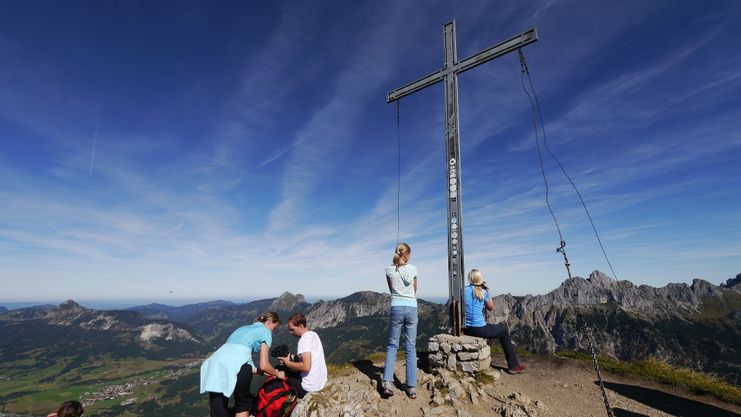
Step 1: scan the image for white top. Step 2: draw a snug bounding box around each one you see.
[297,331,327,392]
[385,264,418,307]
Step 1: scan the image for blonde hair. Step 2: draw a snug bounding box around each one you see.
[255,311,281,325]
[392,242,411,267]
[468,269,486,301]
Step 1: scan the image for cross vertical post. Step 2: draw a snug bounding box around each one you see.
[387,20,537,335]
[442,22,465,337]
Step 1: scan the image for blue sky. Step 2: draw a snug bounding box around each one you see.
[1,0,739,304]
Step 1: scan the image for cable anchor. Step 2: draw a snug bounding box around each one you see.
[556,240,572,279]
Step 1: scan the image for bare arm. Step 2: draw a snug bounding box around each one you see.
[280,352,312,373]
[258,342,285,379]
[485,291,494,311]
[386,275,393,293]
[413,276,417,294]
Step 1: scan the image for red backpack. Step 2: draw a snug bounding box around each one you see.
[255,376,298,417]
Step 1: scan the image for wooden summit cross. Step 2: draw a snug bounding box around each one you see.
[387,21,537,336]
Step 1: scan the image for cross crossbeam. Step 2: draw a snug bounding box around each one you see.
[387,21,538,335]
[387,27,537,102]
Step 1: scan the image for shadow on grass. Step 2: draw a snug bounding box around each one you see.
[600,381,738,417]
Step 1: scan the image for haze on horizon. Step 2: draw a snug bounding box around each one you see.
[1,0,740,303]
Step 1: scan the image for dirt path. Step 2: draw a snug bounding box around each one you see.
[486,354,740,417]
[294,353,740,417]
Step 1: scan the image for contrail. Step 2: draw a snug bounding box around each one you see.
[89,115,100,176]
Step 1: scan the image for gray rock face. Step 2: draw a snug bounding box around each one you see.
[269,291,308,312]
[304,291,391,329]
[721,272,741,289]
[488,271,740,377]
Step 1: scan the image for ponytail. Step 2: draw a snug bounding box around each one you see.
[392,242,411,267]
[467,269,486,301]
[255,311,281,325]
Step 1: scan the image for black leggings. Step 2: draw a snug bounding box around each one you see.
[208,362,254,417]
[463,324,520,370]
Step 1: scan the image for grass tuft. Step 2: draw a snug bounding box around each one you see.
[474,369,495,385]
[366,351,387,363]
[326,362,354,378]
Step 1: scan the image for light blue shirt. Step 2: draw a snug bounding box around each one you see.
[386,264,418,307]
[200,323,272,396]
[226,322,272,353]
[464,285,489,327]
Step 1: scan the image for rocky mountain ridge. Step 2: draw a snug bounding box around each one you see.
[2,271,739,416]
[486,271,740,379]
[0,299,204,358]
[2,271,737,377]
[498,271,739,320]
[264,270,739,378]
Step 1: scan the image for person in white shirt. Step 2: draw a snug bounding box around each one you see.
[278,313,327,397]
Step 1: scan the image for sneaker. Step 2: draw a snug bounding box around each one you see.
[405,386,417,399]
[508,364,527,374]
[382,381,394,397]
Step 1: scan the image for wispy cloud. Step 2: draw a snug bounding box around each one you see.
[1,0,739,302]
[267,2,424,231]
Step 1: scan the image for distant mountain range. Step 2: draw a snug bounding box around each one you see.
[2,271,739,378]
[126,300,236,323]
[0,299,206,369]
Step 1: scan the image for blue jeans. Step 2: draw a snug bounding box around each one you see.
[383,306,418,387]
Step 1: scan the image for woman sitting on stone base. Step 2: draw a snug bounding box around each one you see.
[462,269,527,374]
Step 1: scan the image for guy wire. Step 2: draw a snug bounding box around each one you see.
[519,49,618,281]
[518,50,564,246]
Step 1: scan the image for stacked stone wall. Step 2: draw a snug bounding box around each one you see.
[427,334,491,374]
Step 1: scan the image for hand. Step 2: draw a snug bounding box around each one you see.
[277,355,289,367]
[276,370,286,380]
[251,366,257,374]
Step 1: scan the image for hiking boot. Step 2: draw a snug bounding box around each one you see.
[405,386,417,399]
[382,381,394,397]
[507,364,527,374]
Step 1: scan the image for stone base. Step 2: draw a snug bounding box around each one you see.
[427,334,491,374]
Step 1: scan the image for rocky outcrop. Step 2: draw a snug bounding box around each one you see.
[138,323,201,344]
[305,291,391,329]
[290,363,545,417]
[269,291,310,313]
[721,272,741,289]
